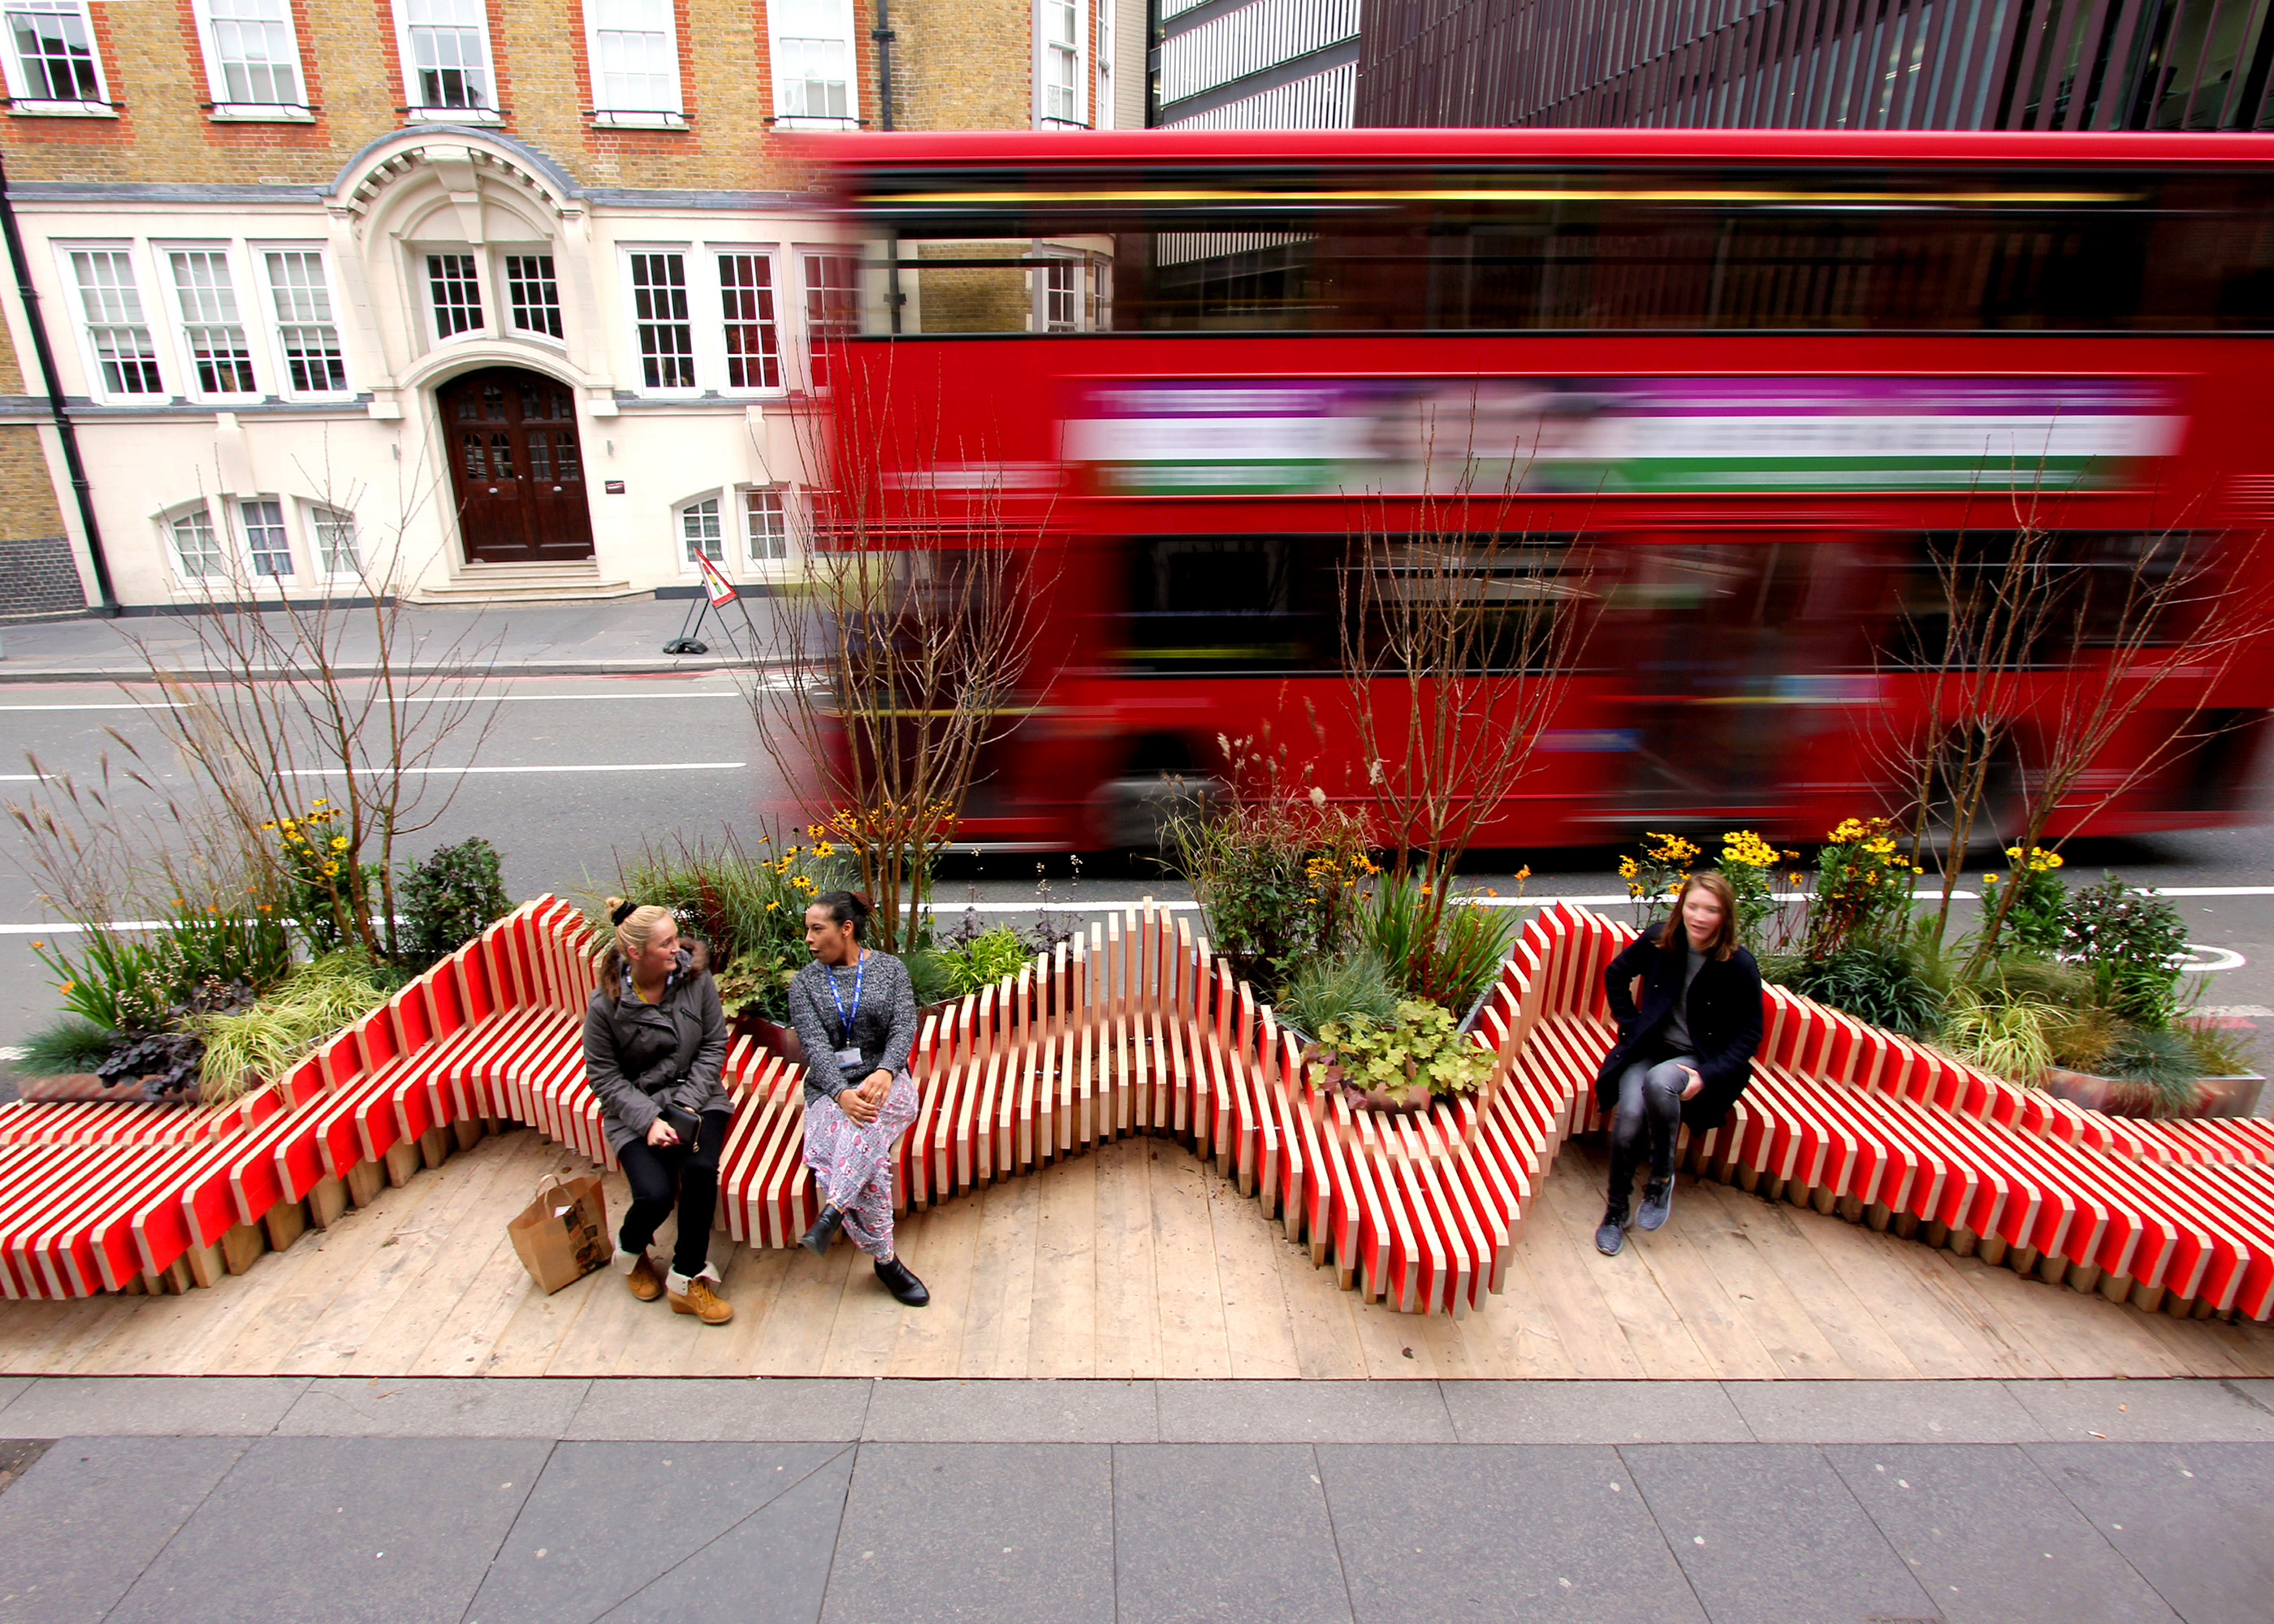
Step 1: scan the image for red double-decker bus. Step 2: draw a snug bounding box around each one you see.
[813,127,2274,850]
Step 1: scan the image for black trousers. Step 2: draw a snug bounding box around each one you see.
[1606,1044,1695,1212]
[616,1109,733,1276]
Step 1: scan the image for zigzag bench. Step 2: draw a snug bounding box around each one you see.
[5,896,2273,1324]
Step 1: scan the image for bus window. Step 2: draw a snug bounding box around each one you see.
[1118,534,1335,674]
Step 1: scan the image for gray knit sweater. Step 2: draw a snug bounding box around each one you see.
[785,949,919,1108]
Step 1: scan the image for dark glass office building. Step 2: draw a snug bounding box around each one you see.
[1356,0,2274,131]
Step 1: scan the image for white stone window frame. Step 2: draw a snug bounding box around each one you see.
[231,494,296,581]
[768,0,858,128]
[741,482,794,566]
[500,247,567,344]
[160,498,229,586]
[53,239,169,405]
[674,487,725,576]
[249,242,352,402]
[154,240,266,406]
[304,499,364,583]
[793,243,860,391]
[391,0,503,125]
[417,245,495,348]
[617,243,793,400]
[1,0,114,117]
[582,0,685,128]
[1035,0,1086,127]
[188,0,313,122]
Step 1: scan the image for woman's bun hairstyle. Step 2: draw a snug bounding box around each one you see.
[606,896,638,927]
[815,889,873,940]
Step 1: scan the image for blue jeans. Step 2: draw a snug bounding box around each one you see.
[1607,1052,1693,1213]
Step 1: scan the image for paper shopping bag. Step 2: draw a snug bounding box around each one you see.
[508,1172,611,1294]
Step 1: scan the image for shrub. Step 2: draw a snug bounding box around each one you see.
[15,1014,119,1077]
[400,837,512,970]
[1717,830,1804,952]
[2100,1024,2203,1113]
[607,829,846,1020]
[1164,788,1373,993]
[1979,845,2067,956]
[2047,1004,2120,1073]
[148,894,293,1000]
[1618,831,1699,932]
[1355,876,1515,1013]
[2061,874,2188,1028]
[1304,998,1494,1111]
[940,927,1033,996]
[28,930,171,1033]
[1770,942,1944,1038]
[191,951,392,1104]
[1276,948,1400,1037]
[2179,1020,2259,1078]
[903,947,956,1009]
[263,801,376,955]
[1937,985,2058,1086]
[1803,816,1917,959]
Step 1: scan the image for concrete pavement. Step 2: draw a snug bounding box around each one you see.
[1,1376,2271,1622]
[0,594,788,684]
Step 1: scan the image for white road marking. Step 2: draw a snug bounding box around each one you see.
[2178,944,2248,973]
[275,762,746,776]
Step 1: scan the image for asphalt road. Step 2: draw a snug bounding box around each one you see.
[1,670,2268,1056]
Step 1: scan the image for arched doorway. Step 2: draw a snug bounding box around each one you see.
[438,367,595,564]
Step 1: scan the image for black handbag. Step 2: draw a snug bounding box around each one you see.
[660,1102,702,1153]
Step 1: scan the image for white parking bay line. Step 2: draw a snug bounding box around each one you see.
[275,762,746,776]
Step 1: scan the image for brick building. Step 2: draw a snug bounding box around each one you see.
[1355,0,2274,133]
[0,0,1139,613]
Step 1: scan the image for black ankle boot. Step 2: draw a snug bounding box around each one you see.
[875,1254,930,1307]
[799,1204,845,1256]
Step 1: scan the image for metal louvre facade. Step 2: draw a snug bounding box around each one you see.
[1157,0,1360,125]
[1355,0,2274,131]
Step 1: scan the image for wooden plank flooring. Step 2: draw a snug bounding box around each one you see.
[5,1125,2272,1380]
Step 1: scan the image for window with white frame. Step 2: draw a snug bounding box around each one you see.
[717,252,780,390]
[629,251,695,388]
[800,250,858,388]
[586,0,679,116]
[680,495,723,567]
[771,0,853,122]
[169,505,226,580]
[745,486,789,561]
[1039,0,1083,124]
[2,0,106,109]
[237,498,293,577]
[165,248,260,398]
[65,248,164,398]
[505,253,562,339]
[311,505,360,575]
[427,252,484,339]
[395,0,494,113]
[192,0,305,110]
[1042,259,1079,332]
[258,248,348,395]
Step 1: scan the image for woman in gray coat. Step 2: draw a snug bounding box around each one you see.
[583,899,733,1324]
[786,890,928,1306]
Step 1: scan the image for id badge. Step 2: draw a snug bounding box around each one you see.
[834,1047,864,1069]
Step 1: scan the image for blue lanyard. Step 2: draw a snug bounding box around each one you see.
[827,951,867,1047]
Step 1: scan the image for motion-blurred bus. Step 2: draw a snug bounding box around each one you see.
[808,128,2274,850]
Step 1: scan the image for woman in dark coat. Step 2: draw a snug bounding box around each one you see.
[1593,870,1762,1257]
[583,899,733,1323]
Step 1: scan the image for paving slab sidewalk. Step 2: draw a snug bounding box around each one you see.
[0,1376,2266,1624]
[0,595,789,684]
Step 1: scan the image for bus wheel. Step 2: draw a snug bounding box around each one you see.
[1089,773,1225,853]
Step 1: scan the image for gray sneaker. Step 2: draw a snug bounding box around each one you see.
[1639,1180,1674,1231]
[1595,1207,1630,1256]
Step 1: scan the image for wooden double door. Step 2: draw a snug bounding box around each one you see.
[440,367,595,564]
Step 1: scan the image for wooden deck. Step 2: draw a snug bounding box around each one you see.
[3,1125,2272,1380]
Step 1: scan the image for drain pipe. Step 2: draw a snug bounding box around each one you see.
[0,153,117,616]
[873,0,897,129]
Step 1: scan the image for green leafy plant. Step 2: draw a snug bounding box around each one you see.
[939,926,1034,997]
[1978,844,2068,955]
[1716,830,1805,952]
[264,801,378,956]
[400,837,512,970]
[1769,941,1945,1038]
[2179,1020,2258,1078]
[2061,874,2189,1028]
[28,930,171,1034]
[1304,998,1494,1110]
[606,828,849,1021]
[1276,948,1400,1037]
[1617,831,1699,932]
[15,1014,120,1077]
[903,947,956,1009]
[1803,815,1917,960]
[190,951,392,1104]
[2046,1004,2120,1073]
[1355,875,1515,1013]
[147,894,293,1001]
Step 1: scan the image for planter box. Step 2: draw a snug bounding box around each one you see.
[2040,1067,2265,1121]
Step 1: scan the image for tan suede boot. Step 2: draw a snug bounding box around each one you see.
[625,1254,663,1302]
[668,1270,733,1325]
